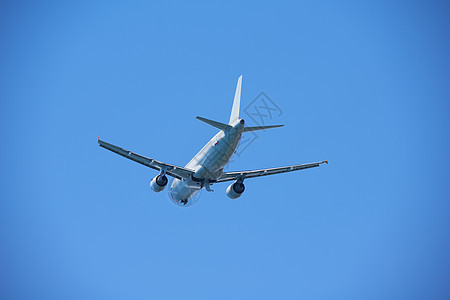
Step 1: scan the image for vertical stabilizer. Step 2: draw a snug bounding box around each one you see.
[229,75,242,124]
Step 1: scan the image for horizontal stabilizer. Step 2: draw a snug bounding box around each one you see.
[196,116,232,131]
[243,124,284,132]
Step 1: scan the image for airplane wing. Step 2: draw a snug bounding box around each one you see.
[215,159,328,183]
[97,138,195,180]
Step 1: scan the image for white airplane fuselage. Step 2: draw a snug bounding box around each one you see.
[170,119,245,206]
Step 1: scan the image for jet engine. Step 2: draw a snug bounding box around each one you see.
[226,181,245,199]
[150,174,168,192]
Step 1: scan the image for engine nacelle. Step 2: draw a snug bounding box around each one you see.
[150,175,168,192]
[226,182,245,199]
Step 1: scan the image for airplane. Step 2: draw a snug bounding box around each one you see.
[98,75,327,207]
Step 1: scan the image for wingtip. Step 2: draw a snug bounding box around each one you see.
[325,157,328,164]
[97,136,99,143]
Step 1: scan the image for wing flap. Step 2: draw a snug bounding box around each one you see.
[98,139,195,180]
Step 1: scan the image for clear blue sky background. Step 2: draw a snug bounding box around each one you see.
[1,1,449,299]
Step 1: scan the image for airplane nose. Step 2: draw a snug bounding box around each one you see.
[170,191,192,207]
[168,178,200,207]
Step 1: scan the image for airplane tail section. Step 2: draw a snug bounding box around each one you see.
[229,75,242,124]
[228,75,284,132]
[198,75,284,133]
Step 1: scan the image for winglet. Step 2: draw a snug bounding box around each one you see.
[97,136,99,143]
[325,157,328,164]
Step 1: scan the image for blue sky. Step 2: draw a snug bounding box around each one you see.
[1,1,449,299]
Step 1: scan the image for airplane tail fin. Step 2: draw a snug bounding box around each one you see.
[199,76,284,133]
[229,75,242,124]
